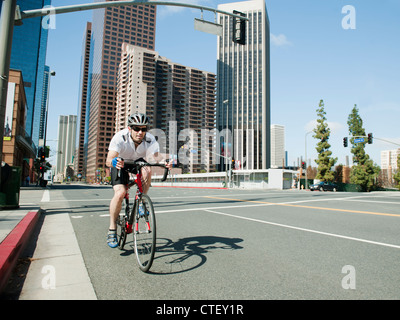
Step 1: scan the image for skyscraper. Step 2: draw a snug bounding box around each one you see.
[4,0,51,150]
[75,22,92,178]
[217,0,270,170]
[116,43,216,173]
[38,65,51,145]
[270,124,285,168]
[85,1,156,181]
[56,115,77,177]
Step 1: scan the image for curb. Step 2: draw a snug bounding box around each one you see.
[0,210,41,294]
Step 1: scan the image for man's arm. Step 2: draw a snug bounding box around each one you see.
[106,150,122,168]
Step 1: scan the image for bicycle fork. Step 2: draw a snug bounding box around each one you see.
[124,191,133,234]
[135,195,152,234]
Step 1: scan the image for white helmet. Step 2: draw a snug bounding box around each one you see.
[128,112,149,126]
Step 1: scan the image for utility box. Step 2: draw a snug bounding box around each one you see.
[0,165,21,209]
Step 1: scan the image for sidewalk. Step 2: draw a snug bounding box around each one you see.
[0,186,97,299]
[0,202,41,295]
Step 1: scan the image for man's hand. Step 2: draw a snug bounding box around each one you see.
[164,159,172,170]
[112,157,124,169]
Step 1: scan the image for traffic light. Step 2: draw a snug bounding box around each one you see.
[38,147,45,161]
[343,137,348,147]
[301,161,306,169]
[367,133,373,144]
[232,10,246,45]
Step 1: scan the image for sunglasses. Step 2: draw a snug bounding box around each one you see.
[131,126,147,132]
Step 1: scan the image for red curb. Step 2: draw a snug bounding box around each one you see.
[0,210,41,294]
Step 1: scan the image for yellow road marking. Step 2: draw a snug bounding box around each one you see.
[204,196,400,218]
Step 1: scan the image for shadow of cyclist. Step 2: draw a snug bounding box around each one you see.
[149,235,244,275]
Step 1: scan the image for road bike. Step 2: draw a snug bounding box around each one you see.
[116,159,169,272]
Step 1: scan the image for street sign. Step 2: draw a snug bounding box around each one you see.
[354,138,364,143]
[194,18,222,36]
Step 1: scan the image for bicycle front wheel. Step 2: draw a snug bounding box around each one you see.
[133,194,156,272]
[116,214,127,250]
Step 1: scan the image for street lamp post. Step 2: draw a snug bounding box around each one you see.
[223,99,231,187]
[305,130,313,190]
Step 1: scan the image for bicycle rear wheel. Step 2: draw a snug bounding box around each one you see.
[133,194,156,272]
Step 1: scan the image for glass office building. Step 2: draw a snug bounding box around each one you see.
[217,0,270,170]
[3,0,51,151]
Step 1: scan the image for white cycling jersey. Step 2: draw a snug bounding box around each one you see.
[108,128,159,161]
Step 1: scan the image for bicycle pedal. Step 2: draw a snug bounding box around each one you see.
[125,222,133,234]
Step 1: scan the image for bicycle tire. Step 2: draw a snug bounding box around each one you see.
[133,194,156,272]
[116,214,127,250]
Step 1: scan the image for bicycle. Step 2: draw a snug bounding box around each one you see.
[116,159,169,272]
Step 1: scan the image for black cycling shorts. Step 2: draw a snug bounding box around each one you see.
[110,158,145,186]
[110,167,129,186]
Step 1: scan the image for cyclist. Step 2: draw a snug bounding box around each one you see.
[105,112,171,248]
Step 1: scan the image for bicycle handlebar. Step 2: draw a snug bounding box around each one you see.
[121,159,169,182]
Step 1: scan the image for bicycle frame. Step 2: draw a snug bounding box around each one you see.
[123,170,143,234]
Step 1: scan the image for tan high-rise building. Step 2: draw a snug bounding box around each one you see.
[85,1,156,181]
[116,43,216,173]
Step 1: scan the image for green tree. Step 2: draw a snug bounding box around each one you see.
[347,104,380,191]
[313,99,337,181]
[393,153,400,190]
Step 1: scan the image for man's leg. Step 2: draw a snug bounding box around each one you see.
[109,184,126,230]
[107,184,126,248]
[141,166,152,194]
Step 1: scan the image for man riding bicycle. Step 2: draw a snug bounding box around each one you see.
[105,112,171,248]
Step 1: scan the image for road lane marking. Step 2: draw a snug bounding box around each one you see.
[41,190,50,202]
[205,196,400,218]
[157,202,275,214]
[204,209,400,250]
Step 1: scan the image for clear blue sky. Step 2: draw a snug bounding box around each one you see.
[42,0,400,168]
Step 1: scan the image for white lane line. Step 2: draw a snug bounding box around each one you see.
[204,209,400,250]
[41,189,50,202]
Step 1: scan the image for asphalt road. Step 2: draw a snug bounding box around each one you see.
[38,185,400,299]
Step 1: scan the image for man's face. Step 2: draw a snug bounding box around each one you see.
[129,125,147,143]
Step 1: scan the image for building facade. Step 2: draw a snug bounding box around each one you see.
[85,0,156,181]
[2,70,36,182]
[216,0,271,170]
[116,44,216,173]
[75,22,92,178]
[381,149,400,170]
[56,115,77,178]
[4,0,51,150]
[270,124,285,168]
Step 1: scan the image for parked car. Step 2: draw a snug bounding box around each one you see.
[310,181,338,192]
